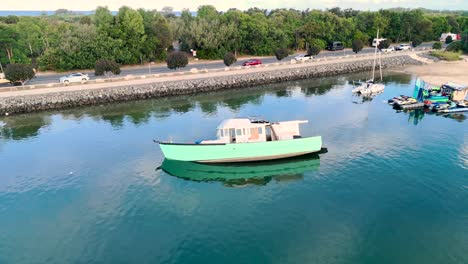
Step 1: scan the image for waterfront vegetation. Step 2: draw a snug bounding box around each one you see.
[0,6,468,72]
[3,63,35,85]
[430,50,462,61]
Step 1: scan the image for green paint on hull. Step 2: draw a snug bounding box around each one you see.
[160,154,321,184]
[158,136,322,163]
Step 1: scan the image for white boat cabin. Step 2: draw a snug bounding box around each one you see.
[201,118,308,144]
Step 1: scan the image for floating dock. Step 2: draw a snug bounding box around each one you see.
[436,108,468,113]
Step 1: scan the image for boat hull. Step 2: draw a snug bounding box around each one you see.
[158,136,322,163]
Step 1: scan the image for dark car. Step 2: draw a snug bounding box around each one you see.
[327,41,344,51]
[242,59,262,66]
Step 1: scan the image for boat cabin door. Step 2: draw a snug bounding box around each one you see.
[229,128,236,143]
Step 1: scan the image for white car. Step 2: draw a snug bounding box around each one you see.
[395,44,411,51]
[294,54,313,61]
[381,46,395,53]
[60,73,89,84]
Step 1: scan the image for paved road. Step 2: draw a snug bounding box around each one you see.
[1,43,434,87]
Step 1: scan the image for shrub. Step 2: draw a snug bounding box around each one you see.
[430,51,461,61]
[432,42,442,50]
[309,39,327,50]
[4,64,35,86]
[352,40,364,54]
[223,52,237,66]
[445,35,453,44]
[446,41,462,52]
[378,40,390,50]
[274,48,289,61]
[462,33,468,54]
[94,59,121,76]
[166,51,188,69]
[411,37,422,48]
[307,44,322,56]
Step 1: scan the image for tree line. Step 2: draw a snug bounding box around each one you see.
[1,6,468,72]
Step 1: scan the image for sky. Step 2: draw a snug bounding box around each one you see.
[0,0,467,11]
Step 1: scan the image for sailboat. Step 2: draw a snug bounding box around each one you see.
[352,29,385,95]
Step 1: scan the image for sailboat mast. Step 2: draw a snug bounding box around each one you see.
[379,49,383,81]
[372,29,379,81]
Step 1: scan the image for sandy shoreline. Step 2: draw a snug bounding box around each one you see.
[403,57,468,86]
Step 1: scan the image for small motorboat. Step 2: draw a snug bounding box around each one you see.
[155,118,322,163]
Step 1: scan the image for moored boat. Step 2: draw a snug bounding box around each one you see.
[156,118,322,163]
[352,29,385,95]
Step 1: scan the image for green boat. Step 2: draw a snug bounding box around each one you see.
[156,118,322,163]
[159,154,321,185]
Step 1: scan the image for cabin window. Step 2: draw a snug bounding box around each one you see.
[258,127,263,134]
[236,129,242,136]
[220,129,224,137]
[229,128,235,137]
[224,129,228,136]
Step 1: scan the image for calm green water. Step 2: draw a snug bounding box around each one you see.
[1,72,467,264]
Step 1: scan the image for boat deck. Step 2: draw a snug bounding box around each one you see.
[394,103,425,110]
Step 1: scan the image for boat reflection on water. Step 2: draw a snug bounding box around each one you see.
[159,153,323,187]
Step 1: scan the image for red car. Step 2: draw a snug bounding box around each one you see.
[242,59,262,66]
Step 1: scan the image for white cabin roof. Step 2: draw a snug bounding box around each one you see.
[216,118,308,130]
[217,118,262,129]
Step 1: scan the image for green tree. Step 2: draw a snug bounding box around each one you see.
[16,17,45,64]
[447,16,460,33]
[0,24,19,63]
[274,48,289,60]
[115,6,146,64]
[412,37,422,47]
[95,59,121,76]
[4,63,35,85]
[197,5,219,19]
[139,9,172,61]
[307,44,321,56]
[446,41,462,52]
[94,6,114,33]
[352,39,364,53]
[462,33,468,53]
[166,51,188,69]
[378,39,390,49]
[161,6,175,18]
[223,52,237,66]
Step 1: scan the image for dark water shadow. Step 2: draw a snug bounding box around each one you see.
[158,153,323,187]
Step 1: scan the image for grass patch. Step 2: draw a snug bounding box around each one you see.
[430,51,462,61]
